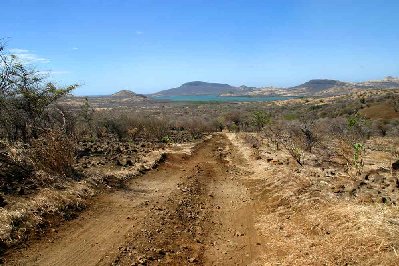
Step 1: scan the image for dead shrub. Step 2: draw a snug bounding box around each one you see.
[242,133,262,149]
[141,117,170,141]
[267,121,305,166]
[98,117,129,140]
[30,130,76,177]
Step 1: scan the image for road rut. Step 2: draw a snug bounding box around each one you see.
[5,134,262,265]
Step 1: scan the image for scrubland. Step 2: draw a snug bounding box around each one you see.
[2,42,399,264]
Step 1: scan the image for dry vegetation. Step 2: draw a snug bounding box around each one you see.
[223,90,399,264]
[228,126,399,264]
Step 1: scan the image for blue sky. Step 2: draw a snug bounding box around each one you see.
[1,0,399,95]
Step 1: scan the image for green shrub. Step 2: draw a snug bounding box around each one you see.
[251,110,270,131]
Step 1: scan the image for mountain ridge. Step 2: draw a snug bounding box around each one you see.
[151,77,399,97]
[152,81,241,96]
[69,77,399,98]
[221,77,399,97]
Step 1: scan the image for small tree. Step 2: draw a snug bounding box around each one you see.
[0,42,78,142]
[251,110,270,132]
[76,97,95,138]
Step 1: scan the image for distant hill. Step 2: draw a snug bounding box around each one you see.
[112,90,137,97]
[153,81,242,96]
[357,76,399,89]
[112,90,147,99]
[59,89,148,108]
[152,78,399,98]
[222,77,399,97]
[289,79,349,93]
[296,77,399,96]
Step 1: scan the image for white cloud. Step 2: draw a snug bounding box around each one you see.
[136,31,143,35]
[9,48,29,53]
[9,48,50,64]
[72,47,79,50]
[38,70,70,75]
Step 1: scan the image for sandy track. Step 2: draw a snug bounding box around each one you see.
[4,134,264,265]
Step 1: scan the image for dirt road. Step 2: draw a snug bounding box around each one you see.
[5,133,399,265]
[4,134,264,265]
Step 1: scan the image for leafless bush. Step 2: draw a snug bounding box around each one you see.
[224,111,250,132]
[299,121,318,152]
[98,116,130,140]
[141,117,171,141]
[314,116,368,173]
[242,133,262,149]
[30,130,76,177]
[267,121,305,166]
[90,110,218,143]
[176,117,216,139]
[264,121,284,150]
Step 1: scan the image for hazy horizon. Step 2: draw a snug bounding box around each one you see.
[66,76,396,97]
[2,0,399,95]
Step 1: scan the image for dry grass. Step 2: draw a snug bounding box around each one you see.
[360,102,399,120]
[229,132,399,265]
[258,200,399,265]
[0,182,92,250]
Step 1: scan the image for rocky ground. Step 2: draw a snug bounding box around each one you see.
[2,133,399,265]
